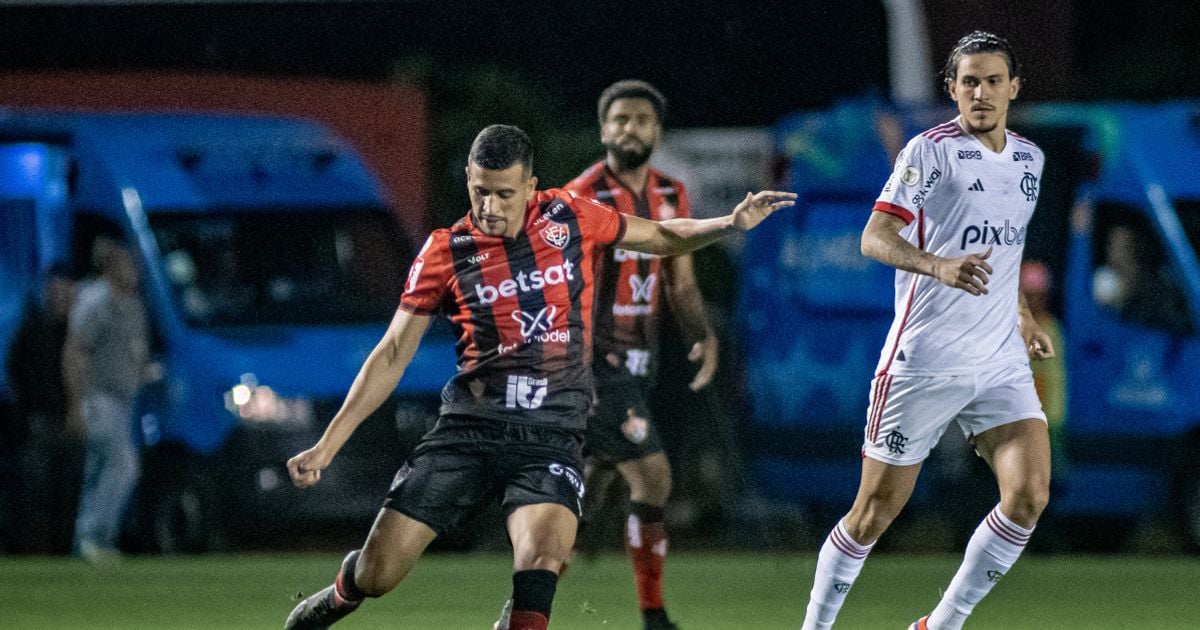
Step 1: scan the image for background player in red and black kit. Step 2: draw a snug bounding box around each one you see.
[283,124,794,630]
[564,80,718,630]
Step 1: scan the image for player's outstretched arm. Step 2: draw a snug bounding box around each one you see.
[861,211,993,296]
[618,190,796,257]
[287,308,432,488]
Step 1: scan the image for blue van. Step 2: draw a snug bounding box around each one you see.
[0,111,455,551]
[742,99,1200,549]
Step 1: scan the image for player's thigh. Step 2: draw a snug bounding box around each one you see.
[862,372,974,465]
[973,419,1051,492]
[959,363,1051,484]
[851,456,923,514]
[506,502,579,571]
[615,451,671,499]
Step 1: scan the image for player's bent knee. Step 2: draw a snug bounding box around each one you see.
[515,553,568,573]
[844,506,898,543]
[1004,485,1050,524]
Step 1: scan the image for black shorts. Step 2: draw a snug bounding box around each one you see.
[383,414,585,537]
[584,359,665,466]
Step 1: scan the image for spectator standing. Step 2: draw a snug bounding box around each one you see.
[64,238,150,562]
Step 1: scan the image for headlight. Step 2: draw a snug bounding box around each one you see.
[224,373,315,429]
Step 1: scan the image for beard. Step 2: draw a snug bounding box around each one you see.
[965,119,999,134]
[604,138,654,170]
[964,109,999,134]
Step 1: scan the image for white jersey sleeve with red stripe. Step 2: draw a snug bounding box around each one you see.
[871,118,1045,376]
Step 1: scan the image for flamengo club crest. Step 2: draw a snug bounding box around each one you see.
[540,220,569,249]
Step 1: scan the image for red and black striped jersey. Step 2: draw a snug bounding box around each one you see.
[399,189,626,429]
[565,162,690,366]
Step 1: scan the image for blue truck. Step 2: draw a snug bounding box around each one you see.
[741,99,1200,549]
[0,111,454,551]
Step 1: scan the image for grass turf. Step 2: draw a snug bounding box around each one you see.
[2,552,1197,628]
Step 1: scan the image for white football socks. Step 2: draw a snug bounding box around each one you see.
[927,505,1033,630]
[802,519,875,630]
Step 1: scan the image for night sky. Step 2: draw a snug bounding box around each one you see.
[1,1,1197,126]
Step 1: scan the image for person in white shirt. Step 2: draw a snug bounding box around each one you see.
[800,31,1055,630]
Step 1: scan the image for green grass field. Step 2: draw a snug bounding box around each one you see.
[2,552,1198,629]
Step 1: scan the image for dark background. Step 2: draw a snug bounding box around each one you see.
[3,0,1199,554]
[3,1,1197,127]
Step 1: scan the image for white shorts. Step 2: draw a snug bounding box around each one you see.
[862,362,1047,465]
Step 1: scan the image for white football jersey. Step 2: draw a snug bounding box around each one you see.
[872,117,1044,376]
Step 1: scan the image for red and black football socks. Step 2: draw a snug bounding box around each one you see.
[334,549,367,604]
[626,501,669,617]
[509,569,557,630]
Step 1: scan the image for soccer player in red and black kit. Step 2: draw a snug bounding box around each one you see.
[283,124,794,630]
[568,80,718,630]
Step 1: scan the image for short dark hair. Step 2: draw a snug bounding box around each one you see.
[469,124,533,173]
[942,31,1020,85]
[597,80,667,125]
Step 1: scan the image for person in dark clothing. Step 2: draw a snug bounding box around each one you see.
[5,263,82,553]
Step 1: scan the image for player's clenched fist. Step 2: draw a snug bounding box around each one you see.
[287,445,333,488]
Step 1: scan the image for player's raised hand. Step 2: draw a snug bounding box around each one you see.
[730,191,797,232]
[287,444,334,488]
[933,246,993,295]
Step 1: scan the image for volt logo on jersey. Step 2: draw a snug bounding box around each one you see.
[959,219,1027,250]
[629,273,657,303]
[505,375,548,409]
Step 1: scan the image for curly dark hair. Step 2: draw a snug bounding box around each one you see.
[597,79,667,125]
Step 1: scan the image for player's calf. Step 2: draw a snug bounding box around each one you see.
[284,550,367,630]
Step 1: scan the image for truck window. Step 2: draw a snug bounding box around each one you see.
[149,208,412,327]
[1091,202,1192,335]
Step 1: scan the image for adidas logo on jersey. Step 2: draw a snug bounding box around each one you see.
[968,179,985,192]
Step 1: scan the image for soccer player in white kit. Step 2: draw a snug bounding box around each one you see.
[800,31,1055,630]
